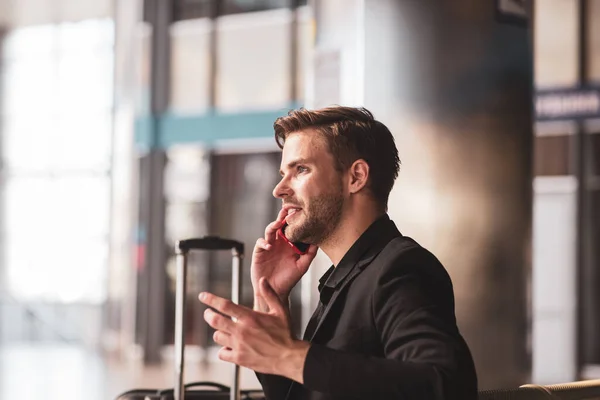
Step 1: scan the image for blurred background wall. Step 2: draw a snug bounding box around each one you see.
[0,0,599,399]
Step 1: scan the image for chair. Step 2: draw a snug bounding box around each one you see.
[478,379,600,400]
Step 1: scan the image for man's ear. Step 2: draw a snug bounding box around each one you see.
[348,159,369,194]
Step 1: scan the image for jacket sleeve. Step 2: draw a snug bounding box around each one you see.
[301,247,477,400]
[255,372,293,400]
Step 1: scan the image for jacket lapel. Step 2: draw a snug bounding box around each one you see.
[306,252,379,343]
[284,255,378,400]
[306,219,401,343]
[285,217,401,400]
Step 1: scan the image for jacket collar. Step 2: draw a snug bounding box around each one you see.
[319,214,400,292]
[308,214,401,342]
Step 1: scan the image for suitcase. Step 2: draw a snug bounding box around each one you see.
[115,236,265,400]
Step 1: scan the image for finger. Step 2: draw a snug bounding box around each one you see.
[264,216,286,243]
[259,277,285,316]
[199,292,250,320]
[276,206,288,222]
[218,347,235,364]
[204,308,235,333]
[297,244,319,269]
[213,330,233,348]
[305,244,319,258]
[254,237,272,252]
[265,208,288,240]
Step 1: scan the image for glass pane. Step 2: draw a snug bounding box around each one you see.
[4,176,110,303]
[2,24,57,61]
[52,113,112,171]
[1,59,58,117]
[57,18,114,53]
[5,238,108,303]
[1,18,114,307]
[3,178,52,239]
[3,113,111,173]
[2,116,56,172]
[56,51,113,112]
[534,0,579,88]
[216,9,291,111]
[296,5,312,103]
[170,19,212,114]
[51,176,111,239]
[135,22,153,115]
[4,176,110,241]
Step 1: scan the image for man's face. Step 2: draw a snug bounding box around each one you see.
[273,130,345,245]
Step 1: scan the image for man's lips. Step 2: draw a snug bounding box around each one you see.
[282,205,302,220]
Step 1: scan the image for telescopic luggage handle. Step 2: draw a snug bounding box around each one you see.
[174,236,244,400]
[177,237,244,255]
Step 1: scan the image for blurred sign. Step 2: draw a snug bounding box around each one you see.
[535,87,600,121]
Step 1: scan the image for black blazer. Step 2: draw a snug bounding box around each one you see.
[257,215,478,400]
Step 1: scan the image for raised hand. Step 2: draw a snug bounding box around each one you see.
[200,277,310,383]
[251,207,318,307]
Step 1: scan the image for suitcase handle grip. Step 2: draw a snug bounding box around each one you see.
[158,381,230,395]
[177,236,244,255]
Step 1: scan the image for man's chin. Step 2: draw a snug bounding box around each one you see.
[286,226,309,244]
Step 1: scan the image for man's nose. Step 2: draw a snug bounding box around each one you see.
[273,178,292,199]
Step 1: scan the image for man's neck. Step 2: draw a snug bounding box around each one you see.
[319,206,385,266]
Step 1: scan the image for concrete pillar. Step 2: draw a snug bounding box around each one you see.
[308,0,533,389]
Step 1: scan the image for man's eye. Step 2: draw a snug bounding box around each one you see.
[297,166,308,173]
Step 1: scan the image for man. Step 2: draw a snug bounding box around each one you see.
[199,106,478,399]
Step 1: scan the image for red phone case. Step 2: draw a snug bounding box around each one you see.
[278,225,309,255]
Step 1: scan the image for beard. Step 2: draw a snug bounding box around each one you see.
[285,185,344,245]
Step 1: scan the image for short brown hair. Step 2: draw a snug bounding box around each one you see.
[274,106,400,210]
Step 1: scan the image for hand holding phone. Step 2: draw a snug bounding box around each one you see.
[250,209,318,305]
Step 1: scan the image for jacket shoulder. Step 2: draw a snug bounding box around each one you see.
[373,236,452,284]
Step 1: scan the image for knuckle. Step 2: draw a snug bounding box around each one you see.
[221,301,234,315]
[205,309,220,326]
[205,311,215,325]
[235,325,246,339]
[239,318,255,332]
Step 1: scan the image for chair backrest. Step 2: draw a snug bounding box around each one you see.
[478,379,600,400]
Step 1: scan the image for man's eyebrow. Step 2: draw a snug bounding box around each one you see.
[279,158,312,175]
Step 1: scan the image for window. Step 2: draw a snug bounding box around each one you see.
[0,19,114,304]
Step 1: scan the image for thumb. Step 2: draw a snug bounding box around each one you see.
[298,244,319,270]
[259,277,285,315]
[305,244,319,258]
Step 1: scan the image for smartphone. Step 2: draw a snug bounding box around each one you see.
[278,222,310,255]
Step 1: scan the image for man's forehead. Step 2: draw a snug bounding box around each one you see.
[282,131,327,157]
[279,134,333,173]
